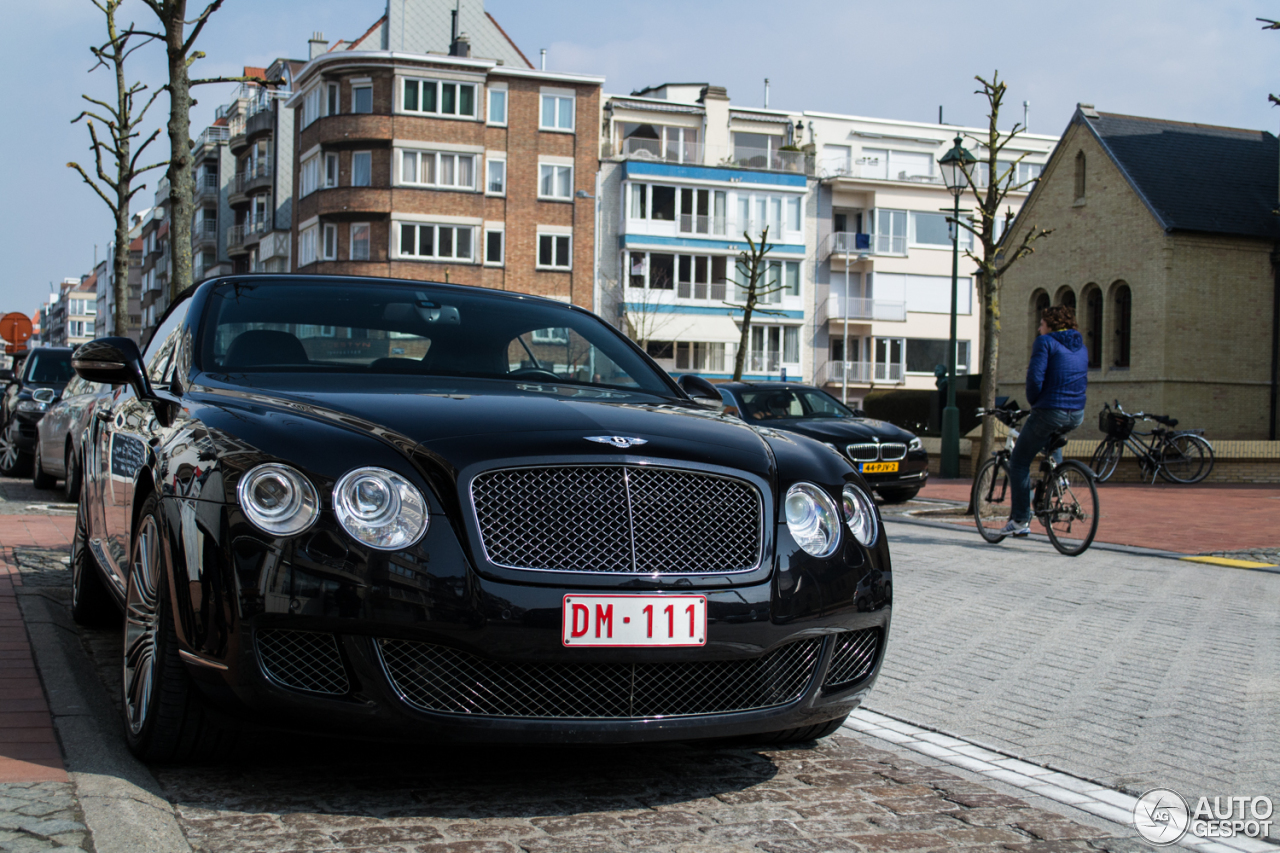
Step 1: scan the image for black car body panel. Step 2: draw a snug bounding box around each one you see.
[75,276,892,744]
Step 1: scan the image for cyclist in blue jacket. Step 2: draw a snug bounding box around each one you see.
[1002,305,1089,536]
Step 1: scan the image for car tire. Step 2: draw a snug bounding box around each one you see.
[70,494,117,628]
[754,714,849,744]
[0,419,32,478]
[63,445,82,503]
[122,494,233,763]
[32,443,56,490]
[876,487,920,504]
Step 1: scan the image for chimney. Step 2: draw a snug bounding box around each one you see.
[308,32,328,60]
[451,32,471,58]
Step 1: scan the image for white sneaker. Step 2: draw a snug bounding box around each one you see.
[999,520,1030,536]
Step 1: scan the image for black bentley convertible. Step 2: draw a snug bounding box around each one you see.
[71,276,892,761]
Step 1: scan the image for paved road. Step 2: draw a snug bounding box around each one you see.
[871,518,1280,811]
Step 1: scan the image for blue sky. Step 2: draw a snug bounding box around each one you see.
[3,0,1276,314]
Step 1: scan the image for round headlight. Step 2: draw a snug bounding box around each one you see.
[237,463,319,536]
[842,484,879,547]
[784,482,841,558]
[333,467,428,551]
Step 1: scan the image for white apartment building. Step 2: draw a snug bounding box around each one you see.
[805,111,1057,407]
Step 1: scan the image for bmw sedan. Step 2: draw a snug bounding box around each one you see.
[717,382,929,502]
[70,276,892,762]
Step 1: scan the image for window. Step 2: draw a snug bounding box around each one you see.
[905,339,970,375]
[859,148,936,183]
[627,252,674,289]
[675,188,726,235]
[783,260,800,297]
[1083,285,1103,369]
[486,159,506,195]
[1113,283,1131,368]
[537,233,572,269]
[674,254,728,300]
[745,325,799,372]
[539,164,573,199]
[787,197,801,232]
[302,85,323,127]
[402,78,476,117]
[540,93,574,130]
[870,272,972,315]
[646,341,674,360]
[352,84,372,114]
[1075,151,1086,201]
[326,82,339,116]
[400,151,476,190]
[910,211,973,249]
[352,151,371,187]
[325,152,338,188]
[300,153,321,197]
[299,224,318,266]
[874,209,907,254]
[674,342,727,372]
[732,132,778,168]
[487,88,507,124]
[398,223,474,261]
[484,229,504,265]
[616,123,699,162]
[629,183,646,219]
[874,337,905,381]
[322,223,338,260]
[350,223,370,260]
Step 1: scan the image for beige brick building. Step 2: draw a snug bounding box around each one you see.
[998,106,1280,440]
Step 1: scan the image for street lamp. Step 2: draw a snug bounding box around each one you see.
[938,135,976,479]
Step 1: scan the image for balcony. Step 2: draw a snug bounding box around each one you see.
[613,137,705,165]
[227,221,268,255]
[193,125,230,152]
[192,218,218,248]
[677,213,727,236]
[827,232,872,256]
[722,146,813,176]
[821,361,905,385]
[231,160,273,204]
[827,294,907,322]
[819,160,943,185]
[193,172,219,201]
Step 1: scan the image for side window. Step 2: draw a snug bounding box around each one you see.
[144,300,190,383]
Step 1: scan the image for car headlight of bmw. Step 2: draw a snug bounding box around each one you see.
[908,437,923,452]
[784,482,841,558]
[238,463,319,536]
[842,484,879,547]
[333,467,429,550]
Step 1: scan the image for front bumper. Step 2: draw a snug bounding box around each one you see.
[9,411,44,450]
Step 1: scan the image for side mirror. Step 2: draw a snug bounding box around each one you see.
[72,338,154,402]
[852,408,867,418]
[32,388,57,405]
[677,373,721,406]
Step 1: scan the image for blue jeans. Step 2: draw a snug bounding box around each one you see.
[1009,407,1084,523]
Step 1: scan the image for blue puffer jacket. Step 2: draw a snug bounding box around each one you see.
[1026,329,1088,410]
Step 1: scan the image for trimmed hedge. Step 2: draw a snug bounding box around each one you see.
[862,389,981,437]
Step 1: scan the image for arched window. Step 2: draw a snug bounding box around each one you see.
[1030,289,1050,351]
[1082,284,1103,369]
[1055,286,1076,311]
[1112,283,1132,368]
[1074,151,1086,201]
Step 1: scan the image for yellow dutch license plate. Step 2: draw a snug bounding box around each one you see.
[861,462,899,474]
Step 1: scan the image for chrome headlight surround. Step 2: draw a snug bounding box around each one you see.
[237,463,319,537]
[841,484,879,547]
[333,466,429,551]
[784,482,841,558]
[908,437,923,452]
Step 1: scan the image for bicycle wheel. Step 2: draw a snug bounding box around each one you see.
[1089,439,1122,482]
[972,457,1012,543]
[1157,434,1213,484]
[1041,460,1099,556]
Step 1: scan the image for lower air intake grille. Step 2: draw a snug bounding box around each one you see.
[377,638,823,719]
[256,629,350,695]
[823,628,881,689]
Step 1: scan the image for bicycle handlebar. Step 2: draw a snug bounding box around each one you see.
[1107,401,1178,428]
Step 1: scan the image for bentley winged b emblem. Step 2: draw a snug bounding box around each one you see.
[585,436,649,449]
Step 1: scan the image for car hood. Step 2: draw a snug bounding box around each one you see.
[194,375,776,482]
[760,417,916,445]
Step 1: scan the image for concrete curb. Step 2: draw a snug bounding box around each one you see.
[16,589,191,853]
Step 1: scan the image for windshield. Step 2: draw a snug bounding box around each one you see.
[23,351,74,385]
[737,388,856,421]
[199,280,675,398]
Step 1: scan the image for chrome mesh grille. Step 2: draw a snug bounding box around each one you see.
[256,629,350,695]
[879,443,907,462]
[470,465,762,573]
[823,628,881,689]
[377,638,823,719]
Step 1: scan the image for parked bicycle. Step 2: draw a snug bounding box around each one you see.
[971,402,1100,556]
[1089,401,1214,484]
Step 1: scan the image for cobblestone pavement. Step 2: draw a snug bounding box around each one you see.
[1202,547,1280,565]
[871,519,1280,823]
[0,782,89,851]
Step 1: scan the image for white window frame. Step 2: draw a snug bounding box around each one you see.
[321,223,338,261]
[351,80,373,115]
[395,222,476,262]
[483,228,505,266]
[539,91,575,132]
[300,153,321,197]
[538,163,573,201]
[298,223,318,266]
[326,82,339,117]
[536,230,572,270]
[487,85,507,126]
[352,150,372,187]
[485,158,506,196]
[400,77,478,119]
[324,152,339,188]
[350,222,371,261]
[399,150,476,191]
[301,85,323,128]
[873,208,908,255]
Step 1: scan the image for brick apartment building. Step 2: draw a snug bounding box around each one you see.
[287,0,603,307]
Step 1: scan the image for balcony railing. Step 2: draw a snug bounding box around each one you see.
[724,146,813,175]
[677,213,729,235]
[615,137,705,165]
[193,125,230,151]
[822,361,904,385]
[234,160,273,193]
[194,173,219,199]
[227,220,268,249]
[195,218,218,237]
[819,160,942,184]
[828,294,907,322]
[828,232,872,255]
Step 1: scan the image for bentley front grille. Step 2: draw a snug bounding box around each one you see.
[823,628,881,689]
[256,629,350,696]
[470,465,762,573]
[377,638,823,719]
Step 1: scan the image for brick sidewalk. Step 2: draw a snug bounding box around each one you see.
[919,478,1280,554]
[0,515,75,784]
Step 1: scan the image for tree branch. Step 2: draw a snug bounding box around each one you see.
[67,162,120,215]
[182,0,225,55]
[992,226,1054,280]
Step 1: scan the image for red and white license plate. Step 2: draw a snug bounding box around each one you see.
[562,595,707,648]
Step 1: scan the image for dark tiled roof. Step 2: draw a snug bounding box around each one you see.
[1087,111,1279,239]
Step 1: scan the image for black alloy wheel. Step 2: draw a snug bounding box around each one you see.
[32,442,56,490]
[972,458,1012,543]
[0,419,31,477]
[1041,461,1099,557]
[70,494,117,627]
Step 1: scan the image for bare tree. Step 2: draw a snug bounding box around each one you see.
[726,228,786,382]
[615,275,691,355]
[67,0,166,338]
[951,72,1053,475]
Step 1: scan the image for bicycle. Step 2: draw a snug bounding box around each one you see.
[1089,401,1214,484]
[971,403,1100,557]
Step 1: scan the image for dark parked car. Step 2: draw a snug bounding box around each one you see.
[0,347,75,477]
[717,382,929,503]
[70,276,892,762]
[32,375,107,499]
